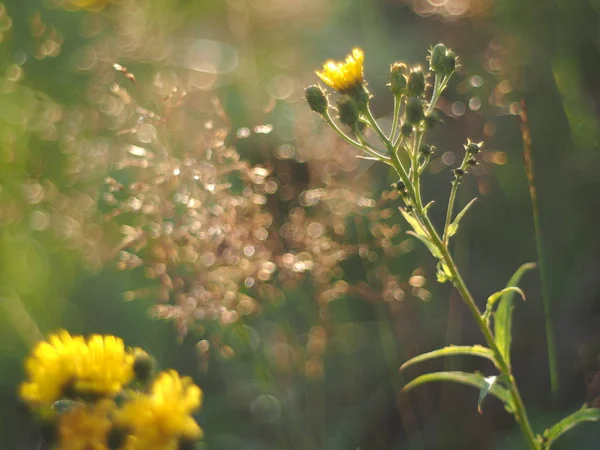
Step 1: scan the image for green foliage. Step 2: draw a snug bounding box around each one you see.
[446,198,477,239]
[399,345,496,371]
[542,405,600,449]
[494,263,537,367]
[402,371,515,412]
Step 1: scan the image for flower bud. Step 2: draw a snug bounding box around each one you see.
[305,85,328,115]
[407,67,426,97]
[420,144,434,156]
[405,97,424,124]
[337,95,359,127]
[424,109,442,130]
[389,62,408,96]
[178,437,198,450]
[133,350,155,383]
[453,168,465,178]
[429,43,448,73]
[400,123,413,137]
[441,50,457,76]
[464,139,483,154]
[108,426,129,450]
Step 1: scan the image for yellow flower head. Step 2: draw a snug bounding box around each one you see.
[57,400,114,450]
[65,0,113,12]
[316,48,365,94]
[115,370,203,449]
[20,330,135,407]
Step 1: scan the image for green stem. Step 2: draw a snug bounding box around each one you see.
[351,76,539,449]
[324,111,391,163]
[390,95,403,143]
[442,156,468,246]
[520,103,559,395]
[388,154,540,450]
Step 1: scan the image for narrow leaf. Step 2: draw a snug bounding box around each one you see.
[400,345,496,371]
[543,405,600,449]
[399,208,428,238]
[402,371,514,412]
[406,231,442,259]
[478,375,497,414]
[482,287,526,326]
[494,262,536,366]
[447,198,477,238]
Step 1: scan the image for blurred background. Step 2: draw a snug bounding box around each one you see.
[1,0,600,448]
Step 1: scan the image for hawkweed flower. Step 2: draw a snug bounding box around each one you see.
[316,48,370,109]
[56,400,114,450]
[63,0,113,12]
[115,370,203,449]
[20,330,135,407]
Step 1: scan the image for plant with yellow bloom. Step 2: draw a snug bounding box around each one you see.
[20,331,203,450]
[305,45,600,450]
[114,370,203,450]
[316,48,365,94]
[63,0,114,12]
[20,330,134,406]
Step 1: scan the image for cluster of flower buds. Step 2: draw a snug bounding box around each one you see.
[453,138,484,184]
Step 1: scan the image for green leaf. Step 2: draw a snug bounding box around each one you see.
[400,345,496,371]
[406,231,442,259]
[482,287,526,327]
[402,371,514,412]
[494,262,536,366]
[436,261,453,283]
[543,405,600,449]
[399,207,427,237]
[447,198,477,238]
[478,375,497,414]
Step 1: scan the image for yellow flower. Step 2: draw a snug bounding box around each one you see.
[72,334,134,397]
[20,330,85,406]
[65,0,113,12]
[115,370,203,450]
[20,330,135,407]
[57,400,114,450]
[316,48,365,94]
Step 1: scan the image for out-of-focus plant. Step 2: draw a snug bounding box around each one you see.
[305,45,600,449]
[20,330,203,450]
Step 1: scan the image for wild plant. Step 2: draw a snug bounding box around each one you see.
[305,45,600,449]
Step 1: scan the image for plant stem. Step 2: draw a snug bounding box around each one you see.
[323,111,391,163]
[388,154,540,450]
[519,99,559,396]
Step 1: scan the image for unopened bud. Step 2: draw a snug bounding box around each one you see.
[429,43,448,73]
[337,95,359,127]
[133,350,154,383]
[464,139,483,154]
[305,85,328,114]
[400,123,413,137]
[442,50,457,76]
[453,168,465,179]
[405,97,424,124]
[389,62,408,96]
[424,109,442,130]
[407,67,426,97]
[420,144,434,156]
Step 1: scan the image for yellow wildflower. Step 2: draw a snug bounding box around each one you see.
[316,48,365,94]
[72,334,134,397]
[115,370,203,450]
[56,400,114,450]
[65,0,113,12]
[20,330,135,407]
[20,330,85,406]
